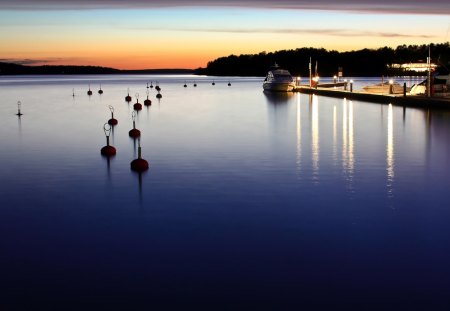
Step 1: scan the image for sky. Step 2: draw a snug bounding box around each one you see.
[0,0,449,69]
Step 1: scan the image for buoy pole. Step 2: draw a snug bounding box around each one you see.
[16,101,23,116]
[101,123,116,156]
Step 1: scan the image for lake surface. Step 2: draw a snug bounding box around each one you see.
[1,75,449,310]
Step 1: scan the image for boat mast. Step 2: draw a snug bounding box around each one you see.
[309,57,312,88]
[427,45,431,97]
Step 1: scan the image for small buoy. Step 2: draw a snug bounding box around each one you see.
[98,84,103,94]
[212,80,215,86]
[131,139,149,172]
[155,82,161,92]
[144,91,152,106]
[184,81,187,88]
[87,84,92,95]
[125,88,132,102]
[194,82,197,87]
[134,93,142,111]
[156,93,162,99]
[101,123,116,156]
[129,111,141,138]
[146,82,149,89]
[72,88,75,97]
[108,105,118,125]
[16,101,23,116]
[228,82,231,86]
[150,81,154,88]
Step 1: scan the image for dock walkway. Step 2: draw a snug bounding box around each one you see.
[293,85,450,109]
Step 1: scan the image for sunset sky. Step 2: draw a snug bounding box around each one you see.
[0,0,449,69]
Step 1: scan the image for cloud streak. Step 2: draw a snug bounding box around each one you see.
[124,26,435,39]
[1,0,449,15]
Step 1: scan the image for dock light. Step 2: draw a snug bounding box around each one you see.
[344,79,348,91]
[350,80,354,93]
[389,79,394,94]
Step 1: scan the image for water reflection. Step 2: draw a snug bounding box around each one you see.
[342,99,355,190]
[311,95,319,182]
[387,104,395,199]
[263,91,294,105]
[296,94,301,173]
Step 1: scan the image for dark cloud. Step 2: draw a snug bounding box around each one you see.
[0,0,449,15]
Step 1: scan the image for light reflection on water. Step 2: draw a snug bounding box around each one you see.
[1,75,450,309]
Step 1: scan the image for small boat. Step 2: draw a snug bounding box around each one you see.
[362,81,409,94]
[263,63,295,92]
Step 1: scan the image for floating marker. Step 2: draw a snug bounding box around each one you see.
[125,88,132,102]
[131,138,149,172]
[193,81,197,87]
[212,80,215,86]
[146,82,150,89]
[72,88,75,97]
[228,81,231,86]
[134,93,142,111]
[144,90,152,106]
[101,123,116,156]
[156,92,162,99]
[16,101,23,116]
[87,84,92,96]
[184,81,187,88]
[129,111,141,138]
[155,82,161,92]
[108,105,118,125]
[150,81,154,88]
[98,84,103,94]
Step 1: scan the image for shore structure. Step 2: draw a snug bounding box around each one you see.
[293,83,450,109]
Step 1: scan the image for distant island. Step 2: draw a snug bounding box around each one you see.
[1,42,449,77]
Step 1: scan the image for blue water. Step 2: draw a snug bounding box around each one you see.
[1,75,449,310]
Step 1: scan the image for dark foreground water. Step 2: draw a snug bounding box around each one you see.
[1,75,449,310]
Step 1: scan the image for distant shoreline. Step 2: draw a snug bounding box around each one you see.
[0,62,196,76]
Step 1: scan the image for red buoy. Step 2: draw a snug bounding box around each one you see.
[98,84,103,94]
[87,84,92,95]
[144,90,152,106]
[129,111,141,138]
[134,93,142,111]
[131,158,148,171]
[131,139,149,172]
[101,145,116,156]
[101,123,116,157]
[108,105,118,125]
[125,88,132,102]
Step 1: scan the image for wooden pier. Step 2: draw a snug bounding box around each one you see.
[293,85,450,109]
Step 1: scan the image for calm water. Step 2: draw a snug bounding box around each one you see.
[1,75,449,310]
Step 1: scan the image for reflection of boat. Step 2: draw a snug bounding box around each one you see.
[263,90,294,104]
[362,82,408,94]
[263,63,295,92]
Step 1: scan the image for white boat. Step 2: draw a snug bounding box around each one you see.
[263,63,295,92]
[410,74,450,96]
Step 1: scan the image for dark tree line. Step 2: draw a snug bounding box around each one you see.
[196,42,450,77]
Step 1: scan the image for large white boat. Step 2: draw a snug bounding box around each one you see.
[263,63,295,92]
